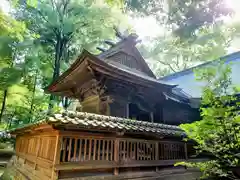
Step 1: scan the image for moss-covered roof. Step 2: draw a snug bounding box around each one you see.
[10,111,184,137]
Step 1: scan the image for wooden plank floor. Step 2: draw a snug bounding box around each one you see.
[58,167,201,180]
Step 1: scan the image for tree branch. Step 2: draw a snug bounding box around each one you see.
[156,59,177,72]
[33,7,59,36]
[172,55,182,70]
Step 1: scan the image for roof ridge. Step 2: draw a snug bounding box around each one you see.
[97,34,139,59]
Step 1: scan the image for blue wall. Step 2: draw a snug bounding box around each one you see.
[160,52,240,98]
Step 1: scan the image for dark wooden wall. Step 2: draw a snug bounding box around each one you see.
[109,95,127,118]
[108,92,200,125]
[161,100,200,125]
[78,77,200,125]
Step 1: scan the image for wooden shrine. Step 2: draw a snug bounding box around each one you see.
[9,33,201,179]
[46,33,199,125]
[10,112,201,180]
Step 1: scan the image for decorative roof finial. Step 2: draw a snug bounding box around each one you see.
[113,26,126,40]
[104,40,116,47]
[96,47,107,52]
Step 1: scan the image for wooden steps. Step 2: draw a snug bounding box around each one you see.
[0,161,9,167]
[0,149,15,178]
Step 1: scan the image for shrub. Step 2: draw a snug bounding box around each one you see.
[178,63,240,179]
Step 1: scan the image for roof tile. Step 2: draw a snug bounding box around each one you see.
[10,111,184,137]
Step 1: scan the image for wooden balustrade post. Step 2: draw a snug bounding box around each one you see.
[51,133,62,180]
[155,142,159,172]
[155,142,159,161]
[184,142,188,160]
[114,139,119,175]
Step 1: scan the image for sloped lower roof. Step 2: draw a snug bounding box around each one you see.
[10,111,184,137]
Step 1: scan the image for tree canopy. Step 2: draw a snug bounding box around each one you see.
[0,0,128,127]
[129,0,238,77]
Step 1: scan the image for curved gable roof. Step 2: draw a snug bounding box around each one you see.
[98,34,156,78]
[46,50,176,96]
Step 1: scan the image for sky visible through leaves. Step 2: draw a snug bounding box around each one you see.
[1,0,240,51]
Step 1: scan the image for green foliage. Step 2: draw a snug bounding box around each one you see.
[167,0,232,39]
[178,63,240,179]
[140,23,233,77]
[0,0,128,128]
[14,0,126,57]
[124,0,233,39]
[124,0,163,16]
[0,10,25,40]
[0,68,22,89]
[126,0,236,77]
[12,0,128,110]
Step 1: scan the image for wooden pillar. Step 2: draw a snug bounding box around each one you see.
[82,95,100,114]
[99,96,111,116]
[184,142,188,160]
[23,137,27,165]
[34,136,41,169]
[114,139,120,175]
[126,103,129,118]
[51,133,62,180]
[150,112,154,123]
[97,97,100,114]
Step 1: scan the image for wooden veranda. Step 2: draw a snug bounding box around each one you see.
[9,112,200,180]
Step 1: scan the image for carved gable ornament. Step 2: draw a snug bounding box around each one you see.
[106,51,143,72]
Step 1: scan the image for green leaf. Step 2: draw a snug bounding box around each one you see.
[0,68,22,90]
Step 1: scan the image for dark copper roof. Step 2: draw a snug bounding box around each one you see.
[46,50,176,93]
[10,111,184,137]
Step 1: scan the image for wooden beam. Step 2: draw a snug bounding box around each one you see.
[59,130,115,138]
[55,161,117,171]
[11,124,57,136]
[54,159,204,171]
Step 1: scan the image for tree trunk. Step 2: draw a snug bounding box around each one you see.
[7,111,15,130]
[0,89,8,123]
[28,71,38,123]
[48,38,64,112]
[0,59,14,123]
